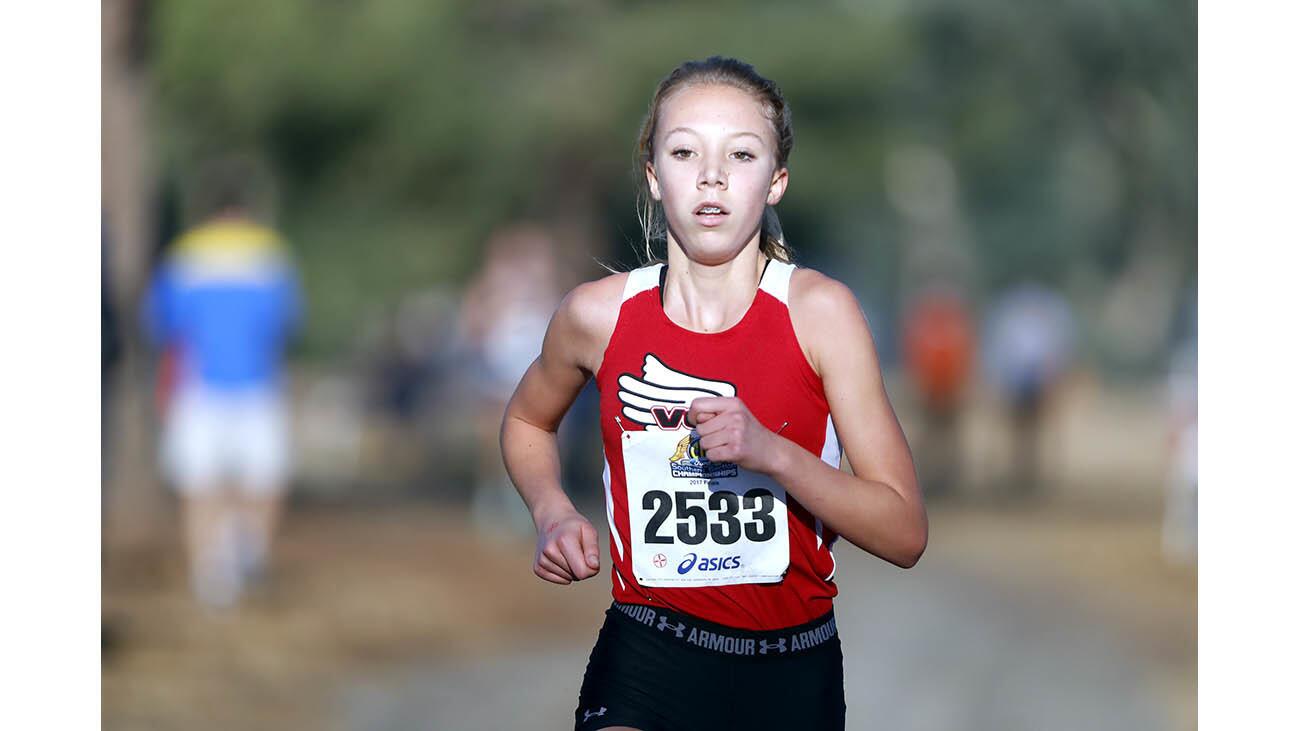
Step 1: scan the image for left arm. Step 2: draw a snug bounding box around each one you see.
[688,271,927,568]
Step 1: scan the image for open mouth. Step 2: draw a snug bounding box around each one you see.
[694,202,729,217]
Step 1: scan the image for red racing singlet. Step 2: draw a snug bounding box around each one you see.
[595,260,843,631]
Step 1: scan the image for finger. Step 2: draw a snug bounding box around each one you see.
[579,521,601,572]
[689,399,735,427]
[699,430,732,451]
[534,563,572,585]
[558,533,593,580]
[686,410,718,429]
[538,552,573,580]
[544,544,573,577]
[704,444,735,463]
[694,410,732,435]
[688,397,732,427]
[691,403,743,431]
[689,397,732,415]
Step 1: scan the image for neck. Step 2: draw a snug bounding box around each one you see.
[661,236,767,333]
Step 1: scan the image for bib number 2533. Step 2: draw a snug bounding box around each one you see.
[641,488,777,545]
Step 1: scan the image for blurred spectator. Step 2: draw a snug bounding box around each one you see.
[983,282,1076,496]
[901,285,975,498]
[365,288,460,424]
[456,224,561,535]
[369,317,431,424]
[352,288,463,492]
[1163,300,1197,563]
[142,167,301,608]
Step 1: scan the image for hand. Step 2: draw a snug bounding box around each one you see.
[532,508,601,585]
[687,397,781,474]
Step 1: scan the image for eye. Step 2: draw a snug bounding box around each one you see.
[670,148,695,159]
[731,150,756,162]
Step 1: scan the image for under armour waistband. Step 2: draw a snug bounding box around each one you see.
[609,601,838,658]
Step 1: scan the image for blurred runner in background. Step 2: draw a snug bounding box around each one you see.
[983,282,1075,497]
[458,224,561,535]
[901,285,974,498]
[143,164,302,608]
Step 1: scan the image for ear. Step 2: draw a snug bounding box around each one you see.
[766,167,789,206]
[646,161,662,201]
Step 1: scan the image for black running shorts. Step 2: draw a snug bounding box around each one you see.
[574,602,846,731]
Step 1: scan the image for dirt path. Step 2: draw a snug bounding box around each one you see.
[103,500,1194,730]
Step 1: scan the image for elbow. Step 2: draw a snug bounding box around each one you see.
[500,407,558,448]
[499,404,527,451]
[893,524,928,569]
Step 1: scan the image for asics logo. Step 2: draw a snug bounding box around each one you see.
[677,553,698,574]
[677,552,741,574]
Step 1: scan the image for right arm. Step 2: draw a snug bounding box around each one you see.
[500,274,623,584]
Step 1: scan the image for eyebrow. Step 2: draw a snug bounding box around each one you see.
[663,127,765,143]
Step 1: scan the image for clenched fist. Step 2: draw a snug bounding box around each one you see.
[687,397,782,474]
[533,508,601,585]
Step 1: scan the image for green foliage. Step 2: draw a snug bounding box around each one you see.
[150,0,1195,358]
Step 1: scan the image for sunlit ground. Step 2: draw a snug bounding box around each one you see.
[102,495,1194,731]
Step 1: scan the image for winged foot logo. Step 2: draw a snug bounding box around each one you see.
[618,354,739,478]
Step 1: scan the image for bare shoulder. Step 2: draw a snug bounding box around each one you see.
[550,270,627,373]
[789,267,863,317]
[787,267,876,376]
[559,270,625,337]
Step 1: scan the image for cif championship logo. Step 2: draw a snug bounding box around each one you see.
[668,432,738,478]
[617,354,739,479]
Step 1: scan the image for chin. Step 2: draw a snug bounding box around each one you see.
[668,224,760,265]
[676,239,748,264]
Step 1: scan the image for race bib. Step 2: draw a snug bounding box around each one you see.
[623,428,790,587]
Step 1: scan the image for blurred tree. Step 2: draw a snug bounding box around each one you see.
[148,0,1195,366]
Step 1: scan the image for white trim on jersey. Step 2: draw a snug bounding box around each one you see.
[758,259,796,304]
[621,263,664,303]
[624,259,791,304]
[819,413,843,469]
[816,414,842,580]
[604,457,625,562]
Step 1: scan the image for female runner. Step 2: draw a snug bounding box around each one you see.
[501,56,927,731]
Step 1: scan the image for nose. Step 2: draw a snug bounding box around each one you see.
[697,152,727,190]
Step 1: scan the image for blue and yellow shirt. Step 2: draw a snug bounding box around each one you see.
[144,219,301,390]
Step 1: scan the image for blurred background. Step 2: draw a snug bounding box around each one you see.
[101,0,1196,729]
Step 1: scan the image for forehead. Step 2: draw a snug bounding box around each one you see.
[658,83,774,143]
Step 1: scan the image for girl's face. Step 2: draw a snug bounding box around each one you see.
[646,83,788,265]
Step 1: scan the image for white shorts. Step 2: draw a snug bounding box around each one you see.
[163,385,291,496]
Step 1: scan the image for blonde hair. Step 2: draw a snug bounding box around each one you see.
[634,56,795,265]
